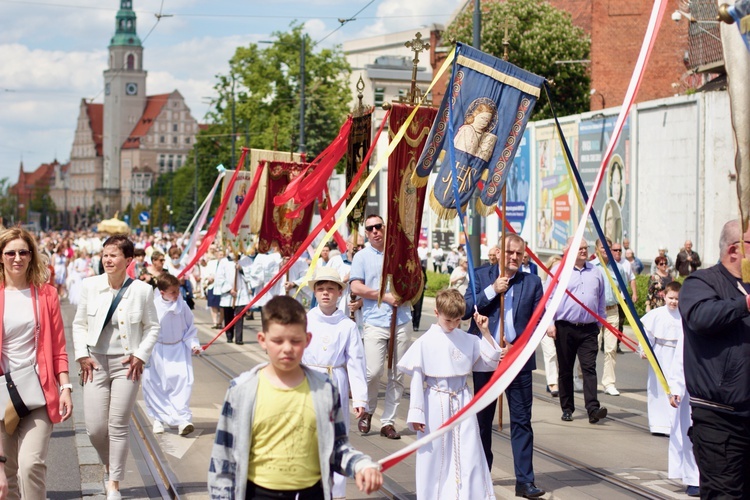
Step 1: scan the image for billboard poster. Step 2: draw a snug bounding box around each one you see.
[505,129,531,233]
[535,122,579,252]
[578,116,630,246]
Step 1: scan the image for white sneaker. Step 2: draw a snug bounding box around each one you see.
[604,385,621,396]
[106,488,122,500]
[178,422,194,436]
[153,420,164,434]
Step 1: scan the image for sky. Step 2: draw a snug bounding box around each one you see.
[0,0,466,183]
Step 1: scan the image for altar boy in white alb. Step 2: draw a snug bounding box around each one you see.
[143,273,201,436]
[301,266,369,500]
[398,288,502,500]
[640,281,682,435]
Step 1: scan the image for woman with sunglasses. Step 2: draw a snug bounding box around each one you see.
[0,227,73,499]
[646,256,674,312]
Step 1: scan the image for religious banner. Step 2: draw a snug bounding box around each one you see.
[724,0,750,51]
[245,149,304,234]
[220,168,256,252]
[381,104,437,304]
[412,42,545,218]
[347,110,373,235]
[258,161,314,257]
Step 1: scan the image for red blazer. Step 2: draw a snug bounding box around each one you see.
[0,283,69,424]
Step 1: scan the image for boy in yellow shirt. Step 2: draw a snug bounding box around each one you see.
[208,295,383,499]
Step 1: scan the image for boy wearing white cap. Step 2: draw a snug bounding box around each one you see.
[302,266,369,500]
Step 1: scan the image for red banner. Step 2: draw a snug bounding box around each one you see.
[380,104,437,304]
[258,161,313,257]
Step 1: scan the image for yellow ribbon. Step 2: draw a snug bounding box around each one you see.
[300,47,457,286]
[555,131,671,396]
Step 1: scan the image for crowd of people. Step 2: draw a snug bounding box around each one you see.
[0,218,746,500]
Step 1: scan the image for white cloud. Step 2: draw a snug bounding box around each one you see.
[359,0,464,37]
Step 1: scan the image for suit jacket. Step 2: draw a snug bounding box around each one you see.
[464,264,544,372]
[72,274,160,363]
[0,283,69,424]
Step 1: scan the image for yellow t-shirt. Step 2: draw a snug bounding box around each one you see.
[248,371,321,490]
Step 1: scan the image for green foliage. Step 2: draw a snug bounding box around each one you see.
[0,178,17,225]
[157,24,352,226]
[443,0,591,120]
[425,270,450,297]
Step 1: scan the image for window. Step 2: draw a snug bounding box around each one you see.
[126,54,135,70]
[160,136,165,143]
[177,156,183,168]
[173,136,178,144]
[172,124,178,132]
[374,87,385,107]
[168,155,174,169]
[185,137,191,144]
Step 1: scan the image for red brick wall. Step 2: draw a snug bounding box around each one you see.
[590,0,688,110]
[429,1,689,112]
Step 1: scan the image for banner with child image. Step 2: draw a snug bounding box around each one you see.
[412,42,545,218]
[346,110,373,235]
[258,161,314,258]
[381,104,437,304]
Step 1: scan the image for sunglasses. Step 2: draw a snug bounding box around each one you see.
[3,250,31,258]
[365,223,383,232]
[611,248,622,252]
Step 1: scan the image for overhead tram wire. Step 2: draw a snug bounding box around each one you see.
[314,0,377,46]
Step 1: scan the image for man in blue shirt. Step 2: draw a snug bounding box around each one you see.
[350,214,412,440]
[546,237,608,424]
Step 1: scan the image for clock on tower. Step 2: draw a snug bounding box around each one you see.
[125,82,138,95]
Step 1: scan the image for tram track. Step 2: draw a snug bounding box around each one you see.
[163,315,673,499]
[129,401,182,499]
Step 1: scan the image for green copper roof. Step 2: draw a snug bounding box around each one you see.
[110,0,141,47]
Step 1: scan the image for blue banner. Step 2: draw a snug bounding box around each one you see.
[413,43,545,218]
[729,0,750,51]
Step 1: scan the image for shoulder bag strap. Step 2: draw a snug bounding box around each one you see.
[100,278,133,335]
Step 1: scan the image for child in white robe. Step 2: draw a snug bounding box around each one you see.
[398,288,501,500]
[663,283,700,497]
[301,266,368,500]
[640,281,681,435]
[143,273,201,436]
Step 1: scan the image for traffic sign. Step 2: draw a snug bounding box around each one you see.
[139,211,149,225]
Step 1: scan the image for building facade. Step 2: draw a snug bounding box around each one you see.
[48,0,198,226]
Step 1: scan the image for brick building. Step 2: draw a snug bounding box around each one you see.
[432,0,695,112]
[9,160,65,226]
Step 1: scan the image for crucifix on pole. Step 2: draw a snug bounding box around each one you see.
[402,32,430,106]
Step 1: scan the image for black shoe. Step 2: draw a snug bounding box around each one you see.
[561,411,573,422]
[226,338,234,344]
[515,482,545,498]
[235,340,244,345]
[589,407,608,424]
[686,485,700,497]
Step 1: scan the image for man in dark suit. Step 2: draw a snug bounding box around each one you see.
[464,234,545,499]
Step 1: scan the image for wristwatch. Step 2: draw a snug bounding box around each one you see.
[0,455,6,463]
[60,383,74,394]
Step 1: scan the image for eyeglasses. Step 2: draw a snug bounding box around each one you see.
[365,223,383,232]
[611,249,622,252]
[3,250,31,258]
[657,262,667,266]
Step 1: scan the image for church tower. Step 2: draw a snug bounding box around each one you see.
[102,0,147,214]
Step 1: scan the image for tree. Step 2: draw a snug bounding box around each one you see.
[443,0,591,119]
[0,178,16,227]
[157,24,352,226]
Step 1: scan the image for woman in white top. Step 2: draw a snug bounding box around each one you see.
[73,235,160,500]
[0,227,73,499]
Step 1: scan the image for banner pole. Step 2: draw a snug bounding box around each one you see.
[497,184,507,431]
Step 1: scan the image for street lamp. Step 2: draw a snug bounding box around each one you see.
[259,36,306,154]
